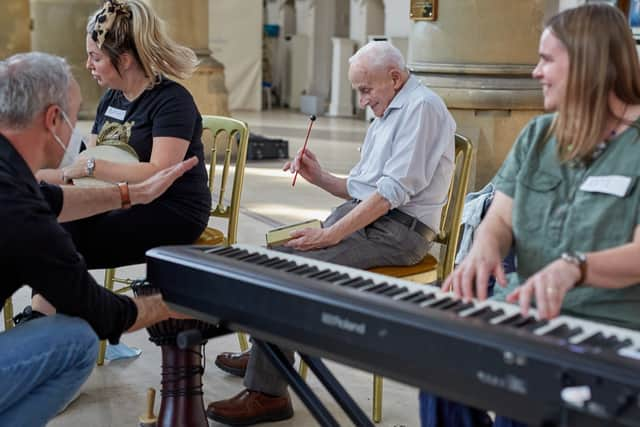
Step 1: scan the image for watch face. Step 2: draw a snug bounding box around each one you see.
[86,158,96,176]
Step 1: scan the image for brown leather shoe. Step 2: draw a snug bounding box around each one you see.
[206,389,294,426]
[215,349,250,377]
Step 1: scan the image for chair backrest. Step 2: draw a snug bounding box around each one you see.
[201,115,250,246]
[434,133,474,280]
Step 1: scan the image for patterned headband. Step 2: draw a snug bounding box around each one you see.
[91,0,132,48]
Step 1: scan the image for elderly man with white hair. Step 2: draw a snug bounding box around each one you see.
[207,41,456,426]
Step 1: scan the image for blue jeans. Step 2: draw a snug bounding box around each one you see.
[0,315,98,427]
[419,391,527,427]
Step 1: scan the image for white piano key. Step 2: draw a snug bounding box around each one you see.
[568,330,600,345]
[618,346,640,360]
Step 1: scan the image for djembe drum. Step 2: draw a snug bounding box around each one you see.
[132,280,224,427]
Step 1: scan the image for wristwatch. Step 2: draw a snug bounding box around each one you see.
[561,251,587,287]
[86,157,96,177]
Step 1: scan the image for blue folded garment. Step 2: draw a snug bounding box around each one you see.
[105,342,142,361]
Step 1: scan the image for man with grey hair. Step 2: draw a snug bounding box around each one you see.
[0,52,198,425]
[208,41,456,425]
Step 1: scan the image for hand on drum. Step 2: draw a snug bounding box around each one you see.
[167,307,193,320]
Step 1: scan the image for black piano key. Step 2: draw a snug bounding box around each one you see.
[375,284,400,295]
[520,318,549,332]
[283,263,304,272]
[383,286,407,297]
[233,251,255,260]
[262,257,285,267]
[219,248,248,258]
[580,333,631,350]
[492,312,522,326]
[434,299,467,311]
[496,314,549,332]
[467,307,505,322]
[350,279,374,289]
[326,273,350,283]
[429,297,454,309]
[337,277,361,287]
[307,269,334,280]
[208,246,237,256]
[293,266,319,276]
[365,283,393,293]
[543,324,583,340]
[313,271,346,282]
[412,293,436,305]
[273,260,297,270]
[450,301,475,313]
[240,253,267,263]
[500,314,533,327]
[400,291,424,301]
[252,255,272,265]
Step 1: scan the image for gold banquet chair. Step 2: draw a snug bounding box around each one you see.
[363,133,473,422]
[369,133,474,282]
[97,115,251,365]
[3,299,14,331]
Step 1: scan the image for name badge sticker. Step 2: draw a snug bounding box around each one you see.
[579,175,633,197]
[105,106,127,121]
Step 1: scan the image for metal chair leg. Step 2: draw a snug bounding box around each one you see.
[373,374,383,423]
[97,268,116,366]
[237,332,249,351]
[299,358,308,380]
[3,298,14,331]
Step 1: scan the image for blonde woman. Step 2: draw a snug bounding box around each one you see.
[60,0,210,268]
[423,4,640,426]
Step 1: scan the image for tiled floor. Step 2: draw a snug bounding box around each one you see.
[4,109,421,426]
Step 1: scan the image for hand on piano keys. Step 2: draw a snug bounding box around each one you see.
[442,248,508,302]
[443,241,582,321]
[506,257,580,320]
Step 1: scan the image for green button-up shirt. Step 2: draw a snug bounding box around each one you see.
[493,114,640,330]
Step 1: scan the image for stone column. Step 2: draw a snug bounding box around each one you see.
[31,0,104,119]
[0,0,30,59]
[349,0,384,47]
[147,0,229,116]
[327,37,356,117]
[408,0,558,188]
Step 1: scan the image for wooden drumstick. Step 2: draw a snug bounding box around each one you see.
[292,114,316,187]
[138,387,157,427]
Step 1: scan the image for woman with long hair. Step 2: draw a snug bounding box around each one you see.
[423,4,640,426]
[49,0,211,268]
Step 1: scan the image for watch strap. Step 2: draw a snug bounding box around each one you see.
[117,182,131,209]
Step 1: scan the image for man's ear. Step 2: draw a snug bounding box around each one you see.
[43,104,60,131]
[389,69,403,90]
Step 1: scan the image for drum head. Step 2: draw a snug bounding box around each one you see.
[72,145,139,188]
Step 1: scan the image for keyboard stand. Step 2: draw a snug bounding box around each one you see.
[254,339,374,427]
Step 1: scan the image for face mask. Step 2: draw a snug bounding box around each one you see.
[51,108,83,168]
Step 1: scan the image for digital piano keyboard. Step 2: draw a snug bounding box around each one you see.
[147,244,640,426]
